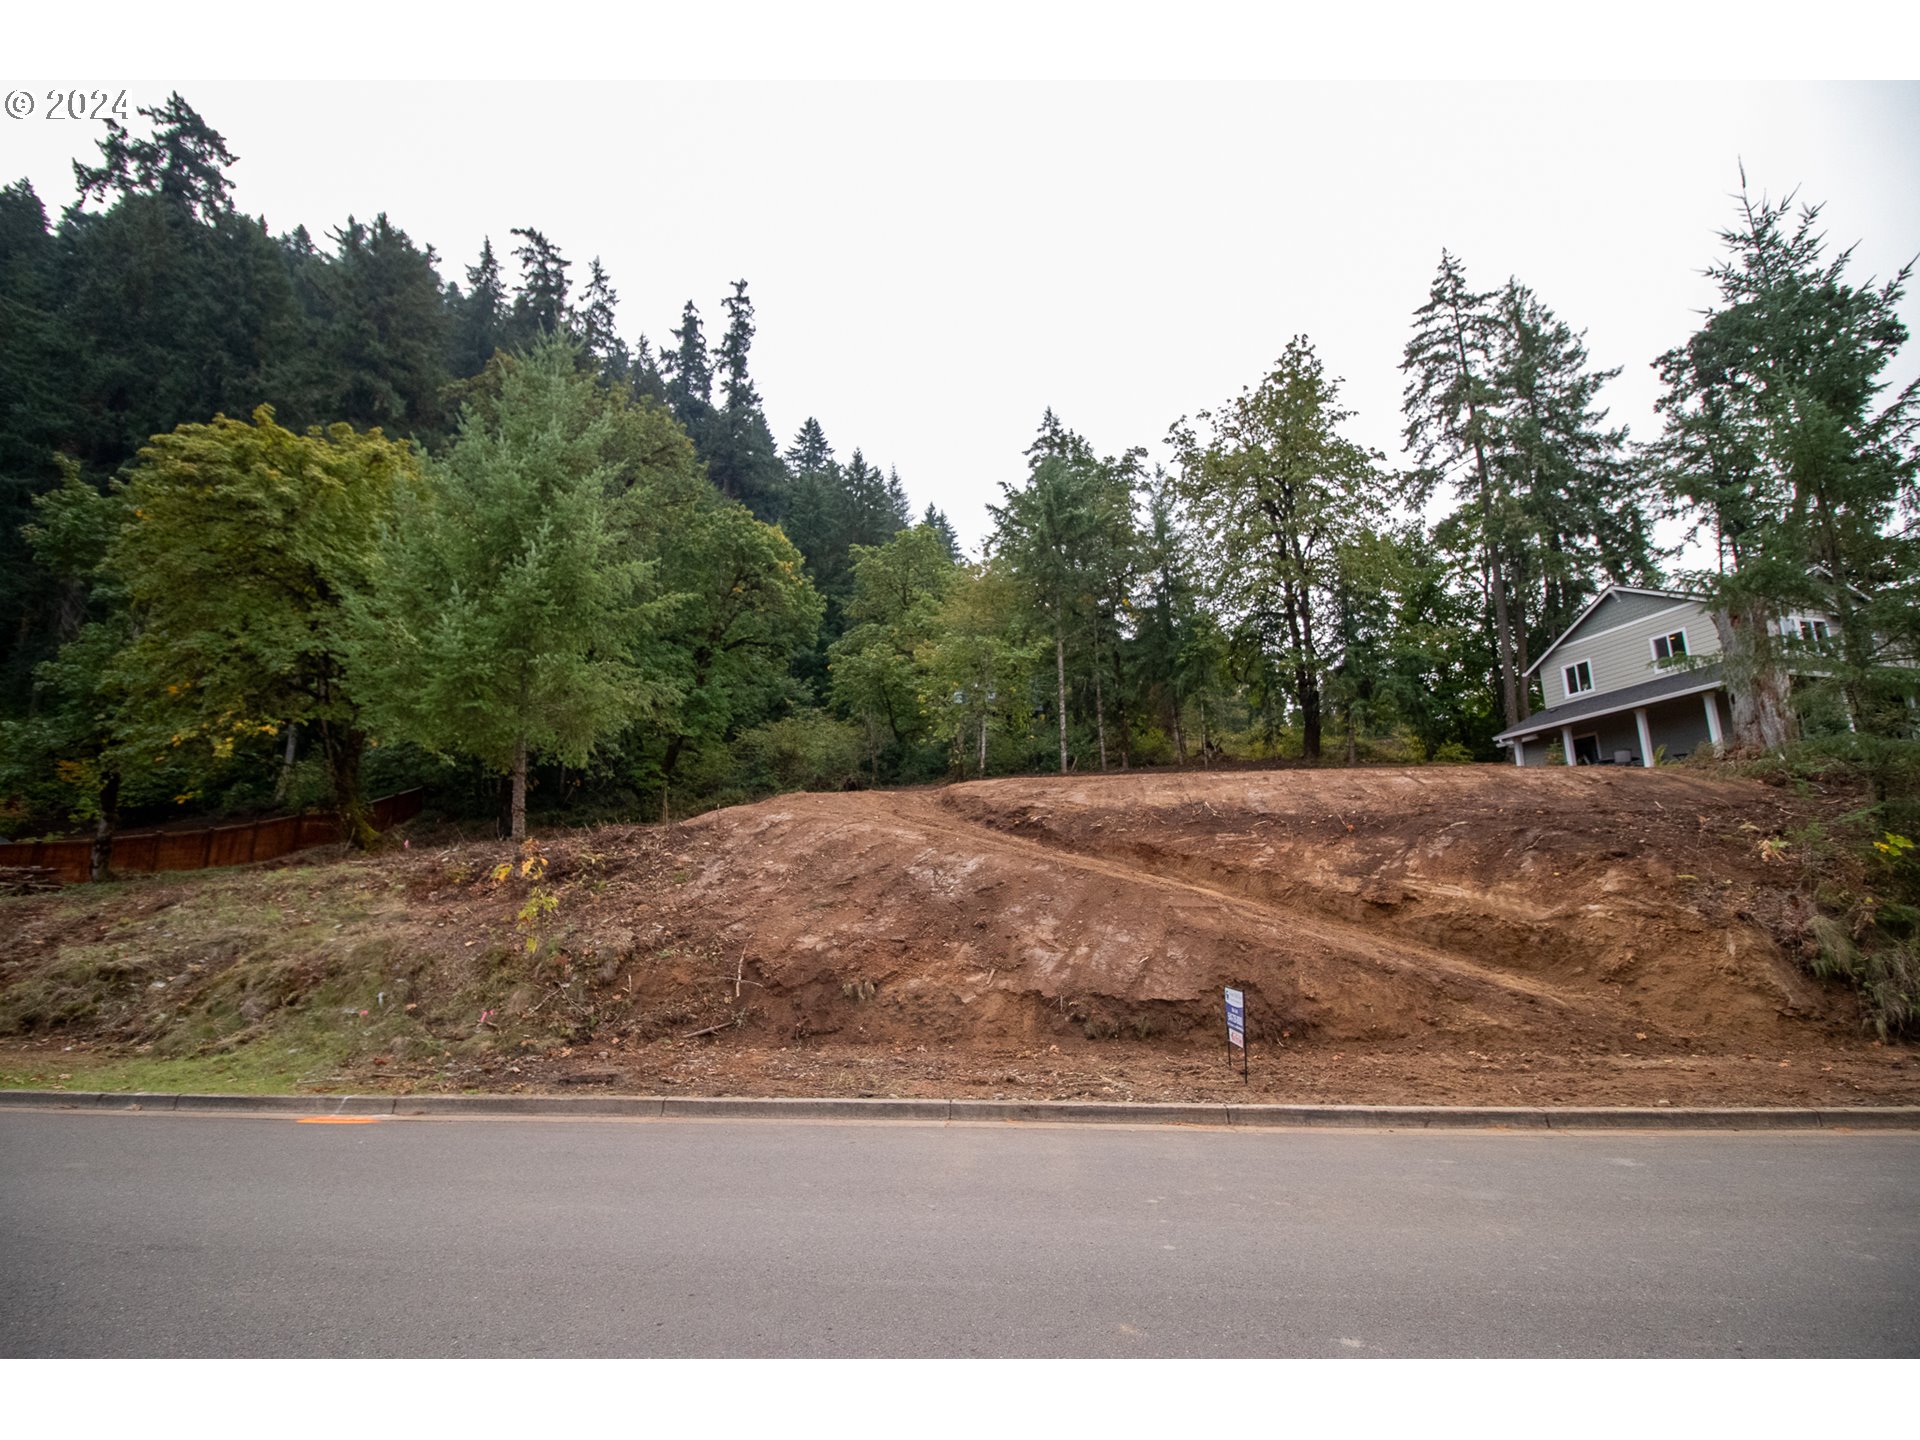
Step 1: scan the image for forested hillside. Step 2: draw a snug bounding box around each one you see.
[1,95,1915,864]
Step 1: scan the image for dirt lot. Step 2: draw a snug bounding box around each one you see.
[3,766,1917,1107]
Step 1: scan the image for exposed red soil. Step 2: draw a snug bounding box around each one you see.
[5,767,1917,1107]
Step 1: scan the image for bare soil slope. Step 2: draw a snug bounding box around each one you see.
[5,766,1916,1106]
[663,769,1837,1054]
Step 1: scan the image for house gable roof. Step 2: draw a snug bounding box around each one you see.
[1524,585,1703,679]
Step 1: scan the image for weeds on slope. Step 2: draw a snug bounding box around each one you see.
[1723,736,1920,1038]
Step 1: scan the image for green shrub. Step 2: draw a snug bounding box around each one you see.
[731,712,864,794]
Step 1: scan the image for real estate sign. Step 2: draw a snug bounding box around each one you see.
[1224,987,1245,1050]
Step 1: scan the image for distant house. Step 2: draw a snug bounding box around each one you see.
[1493,584,1840,767]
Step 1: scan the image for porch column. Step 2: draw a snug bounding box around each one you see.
[1561,726,1576,766]
[1512,740,1526,767]
[1634,707,1656,768]
[1703,691,1724,749]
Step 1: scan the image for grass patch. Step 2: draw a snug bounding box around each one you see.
[0,1040,346,1095]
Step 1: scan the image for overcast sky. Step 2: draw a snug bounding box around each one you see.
[6,37,1917,559]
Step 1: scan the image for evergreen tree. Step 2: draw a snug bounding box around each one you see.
[922,504,961,561]
[989,416,1104,773]
[1403,252,1523,728]
[60,98,296,474]
[277,213,449,437]
[576,256,628,380]
[843,449,911,542]
[72,91,237,221]
[1652,179,1920,750]
[508,227,570,343]
[447,237,507,380]
[1488,280,1653,700]
[785,417,834,475]
[703,280,784,518]
[0,180,76,697]
[662,300,715,426]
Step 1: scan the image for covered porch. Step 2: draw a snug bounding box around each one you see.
[1497,668,1728,768]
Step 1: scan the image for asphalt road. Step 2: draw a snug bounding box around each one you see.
[2,1110,1916,1357]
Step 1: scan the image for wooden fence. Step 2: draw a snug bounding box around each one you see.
[0,789,425,885]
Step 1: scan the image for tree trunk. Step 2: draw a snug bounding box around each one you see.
[977,711,988,777]
[1298,662,1322,760]
[1513,582,1533,721]
[271,723,299,803]
[318,719,377,850]
[1092,651,1108,772]
[89,770,120,883]
[1445,296,1523,731]
[1486,543,1519,728]
[1344,710,1357,767]
[509,735,528,842]
[1054,618,1069,775]
[1711,603,1796,751]
[1171,692,1186,765]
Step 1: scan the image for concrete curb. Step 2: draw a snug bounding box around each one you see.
[2,1089,1918,1130]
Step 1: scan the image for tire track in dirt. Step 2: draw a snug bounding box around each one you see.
[882,792,1646,1035]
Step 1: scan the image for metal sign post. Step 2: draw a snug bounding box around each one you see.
[1223,986,1248,1083]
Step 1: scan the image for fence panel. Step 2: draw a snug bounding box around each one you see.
[251,816,300,862]
[0,789,424,885]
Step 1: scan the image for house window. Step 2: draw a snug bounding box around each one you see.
[1563,660,1593,696]
[1651,629,1688,661]
[1797,618,1831,648]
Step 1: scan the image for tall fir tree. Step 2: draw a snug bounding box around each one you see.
[276,213,450,438]
[1402,252,1522,729]
[576,256,628,380]
[1652,179,1919,750]
[508,227,570,343]
[704,280,785,518]
[447,237,508,380]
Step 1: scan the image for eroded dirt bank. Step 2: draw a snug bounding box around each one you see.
[3,767,1916,1106]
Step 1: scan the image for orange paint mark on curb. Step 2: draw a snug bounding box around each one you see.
[296,1116,384,1125]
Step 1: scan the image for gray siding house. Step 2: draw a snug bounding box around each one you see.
[1495,586,1736,767]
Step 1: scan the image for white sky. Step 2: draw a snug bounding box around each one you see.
[7,12,1919,561]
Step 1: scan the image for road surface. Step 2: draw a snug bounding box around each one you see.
[2,1109,1915,1356]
